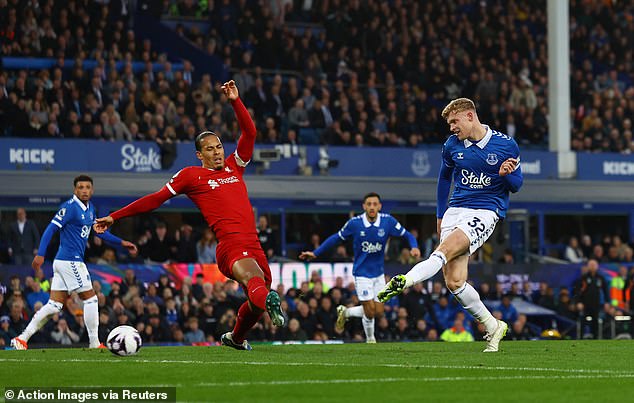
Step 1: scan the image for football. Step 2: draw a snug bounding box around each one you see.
[106,325,142,356]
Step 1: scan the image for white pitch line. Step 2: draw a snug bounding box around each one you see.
[196,373,634,387]
[1,358,632,376]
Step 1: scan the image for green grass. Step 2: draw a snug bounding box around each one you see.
[1,340,633,402]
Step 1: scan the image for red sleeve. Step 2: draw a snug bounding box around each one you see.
[232,97,256,164]
[110,187,174,221]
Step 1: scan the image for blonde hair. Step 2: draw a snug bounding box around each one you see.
[441,98,476,120]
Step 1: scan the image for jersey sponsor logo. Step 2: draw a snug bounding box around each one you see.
[411,151,431,177]
[460,169,492,189]
[9,148,55,165]
[217,176,240,185]
[486,153,498,165]
[207,176,240,189]
[120,144,161,172]
[80,225,91,239]
[361,241,383,253]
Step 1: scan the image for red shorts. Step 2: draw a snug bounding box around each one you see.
[216,240,272,287]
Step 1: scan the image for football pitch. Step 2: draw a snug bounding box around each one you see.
[1,340,632,403]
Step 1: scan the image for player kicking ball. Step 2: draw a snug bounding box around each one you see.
[11,175,137,350]
[378,98,523,352]
[94,81,285,350]
[300,192,420,343]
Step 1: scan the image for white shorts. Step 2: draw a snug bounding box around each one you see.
[51,260,93,293]
[440,207,499,256]
[354,274,386,302]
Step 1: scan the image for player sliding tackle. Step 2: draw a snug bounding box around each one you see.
[94,80,285,351]
[378,98,523,352]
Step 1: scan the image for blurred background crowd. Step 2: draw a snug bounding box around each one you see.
[1,0,632,152]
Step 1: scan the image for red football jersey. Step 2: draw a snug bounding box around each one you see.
[165,152,259,244]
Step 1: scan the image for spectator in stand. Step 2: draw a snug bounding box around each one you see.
[579,235,594,260]
[139,222,177,264]
[496,294,519,325]
[196,228,217,264]
[174,224,198,263]
[256,215,278,259]
[440,312,474,342]
[184,317,206,343]
[8,208,40,265]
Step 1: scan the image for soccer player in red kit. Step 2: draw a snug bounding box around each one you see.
[93,80,285,350]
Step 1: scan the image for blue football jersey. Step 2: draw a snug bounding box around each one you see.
[337,213,410,278]
[440,126,523,218]
[50,195,95,261]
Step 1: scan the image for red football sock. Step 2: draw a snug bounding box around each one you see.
[246,276,268,310]
[232,301,263,343]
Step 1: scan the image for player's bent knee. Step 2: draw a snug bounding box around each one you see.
[445,279,465,292]
[47,299,63,312]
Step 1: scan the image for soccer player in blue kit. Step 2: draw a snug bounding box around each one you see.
[378,98,523,352]
[11,175,137,350]
[299,193,420,343]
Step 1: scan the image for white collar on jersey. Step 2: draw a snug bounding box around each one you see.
[72,194,89,211]
[362,212,381,228]
[463,125,492,149]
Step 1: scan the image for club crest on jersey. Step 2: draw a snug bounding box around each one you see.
[486,153,498,165]
[457,152,464,160]
[378,228,385,237]
[360,231,366,237]
[208,179,220,189]
[225,166,233,173]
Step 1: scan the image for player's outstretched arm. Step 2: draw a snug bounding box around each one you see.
[224,80,257,164]
[94,187,174,233]
[93,216,114,233]
[221,80,239,101]
[299,251,316,260]
[121,240,138,255]
[32,222,60,271]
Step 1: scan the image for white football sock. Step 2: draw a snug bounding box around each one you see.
[83,296,100,347]
[404,251,447,287]
[362,315,375,341]
[452,282,497,333]
[20,300,63,342]
[346,306,364,318]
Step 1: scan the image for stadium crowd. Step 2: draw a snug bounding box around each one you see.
[1,0,633,152]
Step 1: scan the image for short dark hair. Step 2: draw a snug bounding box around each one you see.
[74,175,93,187]
[363,192,381,203]
[195,131,219,151]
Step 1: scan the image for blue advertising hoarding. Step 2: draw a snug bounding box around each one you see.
[0,139,558,179]
[576,153,634,181]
